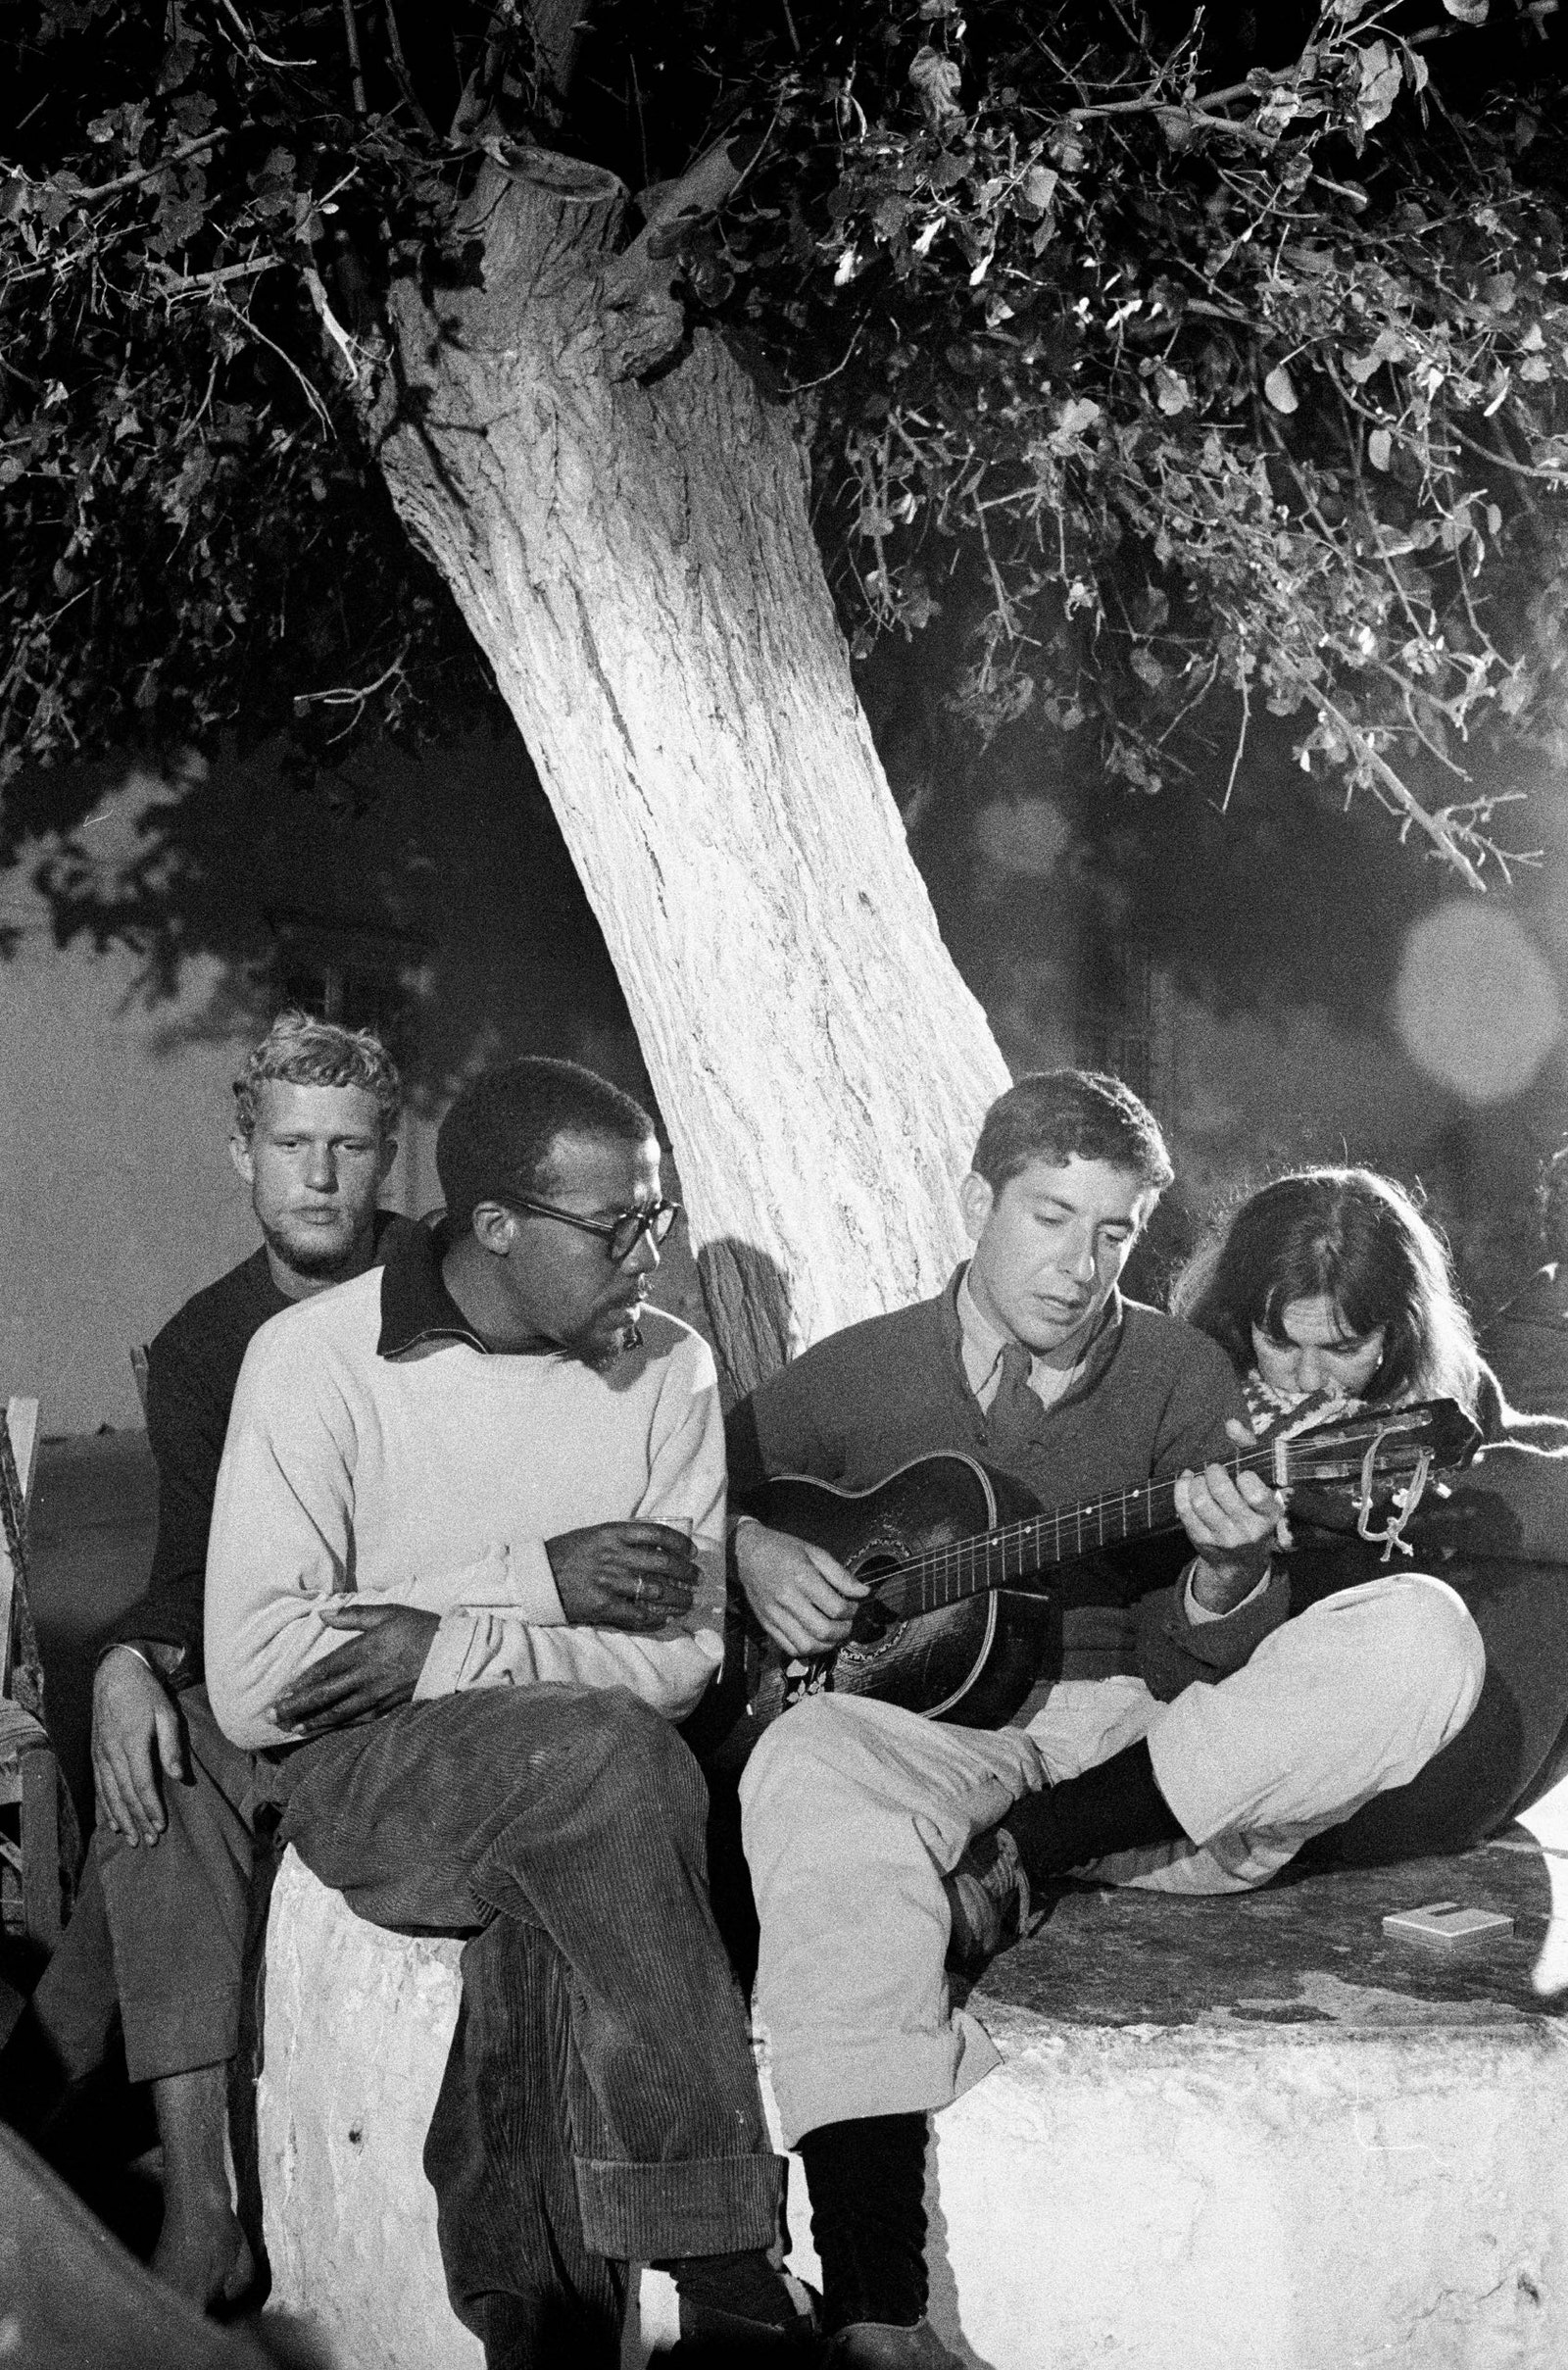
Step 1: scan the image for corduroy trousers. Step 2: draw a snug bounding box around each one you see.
[269,1682,783,2370]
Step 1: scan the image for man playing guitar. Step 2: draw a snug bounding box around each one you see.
[726,1070,1484,2370]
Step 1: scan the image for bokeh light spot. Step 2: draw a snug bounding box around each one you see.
[973,797,1073,879]
[1394,901,1560,1104]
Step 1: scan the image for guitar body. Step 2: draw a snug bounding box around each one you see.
[711,1455,1059,1769]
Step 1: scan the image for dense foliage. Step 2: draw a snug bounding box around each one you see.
[704,0,1568,880]
[0,3,520,804]
[4,1,1568,879]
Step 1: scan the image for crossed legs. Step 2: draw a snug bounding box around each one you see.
[741,1573,1483,2344]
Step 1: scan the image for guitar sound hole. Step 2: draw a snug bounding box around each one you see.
[848,1554,902,1646]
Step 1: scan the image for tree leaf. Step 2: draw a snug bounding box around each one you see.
[908,44,963,126]
[1443,0,1489,21]
[1153,367,1192,415]
[1020,164,1057,215]
[0,0,1558,877]
[1355,42,1403,130]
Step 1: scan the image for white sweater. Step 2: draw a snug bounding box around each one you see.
[204,1267,727,1752]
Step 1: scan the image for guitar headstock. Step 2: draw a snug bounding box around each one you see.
[1275,1397,1482,1487]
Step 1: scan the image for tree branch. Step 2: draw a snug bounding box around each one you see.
[340,0,368,117]
[303,265,375,390]
[1448,417,1568,484]
[383,0,439,139]
[1301,677,1487,888]
[74,132,228,208]
[150,254,286,298]
[597,131,757,381]
[1220,666,1250,813]
[633,130,758,245]
[1064,23,1454,124]
[219,294,334,435]
[528,0,591,105]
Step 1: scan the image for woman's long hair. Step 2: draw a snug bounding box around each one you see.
[1172,1167,1482,1411]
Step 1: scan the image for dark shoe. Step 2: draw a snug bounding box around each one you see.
[653,2265,818,2362]
[822,2321,963,2367]
[944,1820,1034,1974]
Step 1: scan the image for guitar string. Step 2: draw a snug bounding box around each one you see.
[868,1419,1433,1620]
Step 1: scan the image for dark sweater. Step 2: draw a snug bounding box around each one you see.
[1482,1265,1568,1419]
[1286,1395,1568,1859]
[727,1270,1273,1688]
[100,1216,409,1684]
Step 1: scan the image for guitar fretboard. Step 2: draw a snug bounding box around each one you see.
[871,1419,1411,1619]
[874,1468,1196,1619]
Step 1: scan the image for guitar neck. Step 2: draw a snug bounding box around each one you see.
[877,1449,1276,1619]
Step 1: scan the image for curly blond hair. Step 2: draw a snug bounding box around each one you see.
[231,1010,402,1143]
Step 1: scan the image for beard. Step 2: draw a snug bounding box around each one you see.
[565,1307,645,1371]
[262,1211,369,1281]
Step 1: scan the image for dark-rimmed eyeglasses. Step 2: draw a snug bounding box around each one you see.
[505,1195,680,1264]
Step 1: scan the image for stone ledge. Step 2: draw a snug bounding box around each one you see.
[259,1852,476,2370]
[259,1845,1568,2368]
[854,2000,1568,2369]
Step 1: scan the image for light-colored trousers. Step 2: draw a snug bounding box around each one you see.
[740,1572,1484,2144]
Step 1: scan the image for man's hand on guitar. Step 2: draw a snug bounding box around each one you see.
[735,1516,868,1657]
[1176,1416,1288,1613]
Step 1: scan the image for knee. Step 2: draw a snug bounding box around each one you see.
[1372,1577,1486,1729]
[483,1684,702,1831]
[739,1696,864,1822]
[570,1687,706,1815]
[739,1700,909,1883]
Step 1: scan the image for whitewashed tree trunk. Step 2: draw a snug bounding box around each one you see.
[370,154,1010,1395]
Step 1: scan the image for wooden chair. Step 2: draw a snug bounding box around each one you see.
[0,1395,63,1951]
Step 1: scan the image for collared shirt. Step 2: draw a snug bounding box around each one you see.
[376,1215,489,1358]
[956,1267,1106,1416]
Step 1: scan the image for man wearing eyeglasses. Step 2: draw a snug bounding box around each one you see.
[203,1057,800,2368]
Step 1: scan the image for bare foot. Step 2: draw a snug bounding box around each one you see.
[152,2197,256,2312]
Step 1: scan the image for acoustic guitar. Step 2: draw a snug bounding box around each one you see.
[707,1397,1482,1766]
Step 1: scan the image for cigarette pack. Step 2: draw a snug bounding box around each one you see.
[1381,1901,1514,1950]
